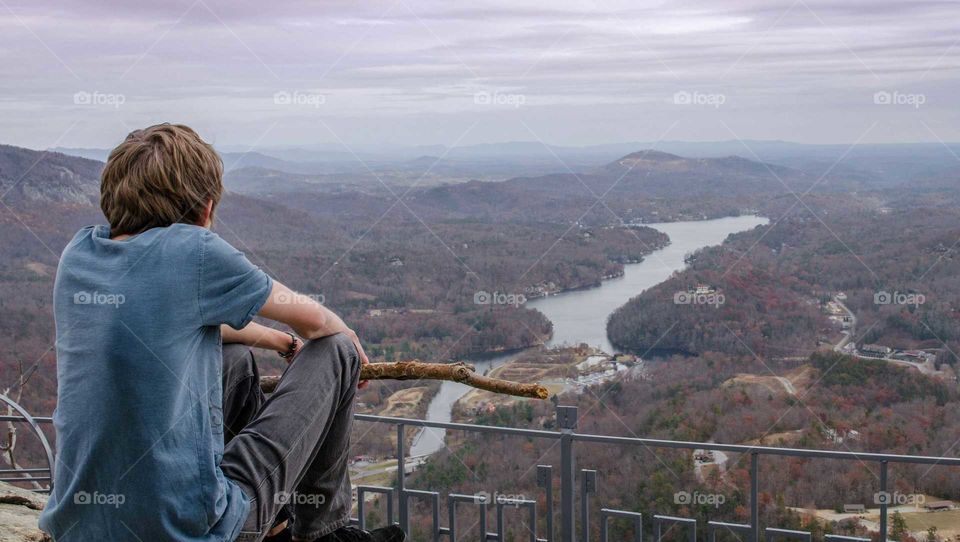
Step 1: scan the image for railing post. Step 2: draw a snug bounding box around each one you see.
[538,465,554,542]
[397,423,408,534]
[557,406,578,542]
[751,452,759,542]
[581,470,597,542]
[879,461,888,542]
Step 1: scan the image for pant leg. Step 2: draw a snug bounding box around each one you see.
[222,344,295,533]
[221,333,360,541]
[221,344,266,444]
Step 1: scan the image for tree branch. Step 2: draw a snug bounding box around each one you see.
[260,361,549,399]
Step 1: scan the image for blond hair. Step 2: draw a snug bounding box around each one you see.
[100,123,223,236]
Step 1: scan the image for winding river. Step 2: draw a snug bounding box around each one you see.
[409,215,769,458]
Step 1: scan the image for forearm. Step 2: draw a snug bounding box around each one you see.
[260,283,350,339]
[221,321,291,351]
[257,281,361,357]
[300,304,351,340]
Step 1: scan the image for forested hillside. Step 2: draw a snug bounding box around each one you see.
[609,199,960,363]
[0,144,669,418]
[406,351,959,541]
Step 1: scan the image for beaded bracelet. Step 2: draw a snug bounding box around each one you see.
[279,332,299,360]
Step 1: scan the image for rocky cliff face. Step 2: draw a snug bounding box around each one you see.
[0,482,49,542]
[0,144,102,205]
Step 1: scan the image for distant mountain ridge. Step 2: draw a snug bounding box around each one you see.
[2,142,856,218]
[400,149,814,223]
[1,142,815,225]
[52,140,960,184]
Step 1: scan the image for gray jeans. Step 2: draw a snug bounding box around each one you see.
[220,333,360,541]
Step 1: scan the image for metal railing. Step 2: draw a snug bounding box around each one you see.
[0,393,55,490]
[4,396,960,542]
[351,405,960,542]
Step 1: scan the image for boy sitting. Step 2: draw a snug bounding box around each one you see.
[38,124,405,542]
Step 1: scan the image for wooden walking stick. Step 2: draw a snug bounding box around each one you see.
[260,360,549,399]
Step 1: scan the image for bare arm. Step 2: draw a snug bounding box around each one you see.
[221,321,295,354]
[257,281,370,373]
[258,281,349,339]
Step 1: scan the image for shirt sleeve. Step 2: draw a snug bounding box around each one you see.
[198,231,273,329]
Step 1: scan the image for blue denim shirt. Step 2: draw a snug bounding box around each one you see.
[39,224,273,541]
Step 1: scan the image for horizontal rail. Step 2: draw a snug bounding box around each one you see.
[0,415,53,423]
[824,536,871,542]
[573,433,960,465]
[766,528,812,542]
[357,413,960,466]
[0,468,49,475]
[15,411,960,467]
[355,413,560,439]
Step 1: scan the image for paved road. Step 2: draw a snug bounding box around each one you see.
[774,376,797,396]
[832,297,857,353]
[831,296,943,377]
[351,455,429,481]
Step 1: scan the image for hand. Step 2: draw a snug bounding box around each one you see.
[221,323,301,360]
[346,329,370,389]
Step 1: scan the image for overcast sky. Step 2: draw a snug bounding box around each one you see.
[1,0,957,150]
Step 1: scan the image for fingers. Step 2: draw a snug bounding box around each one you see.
[292,338,303,359]
[351,334,371,389]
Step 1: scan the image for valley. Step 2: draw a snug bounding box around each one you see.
[2,140,960,542]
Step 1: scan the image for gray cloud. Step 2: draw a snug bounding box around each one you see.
[0,0,957,149]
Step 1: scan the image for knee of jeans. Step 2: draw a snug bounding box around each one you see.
[299,333,358,368]
[222,344,257,383]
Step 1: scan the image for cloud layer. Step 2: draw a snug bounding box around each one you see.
[1,0,957,149]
